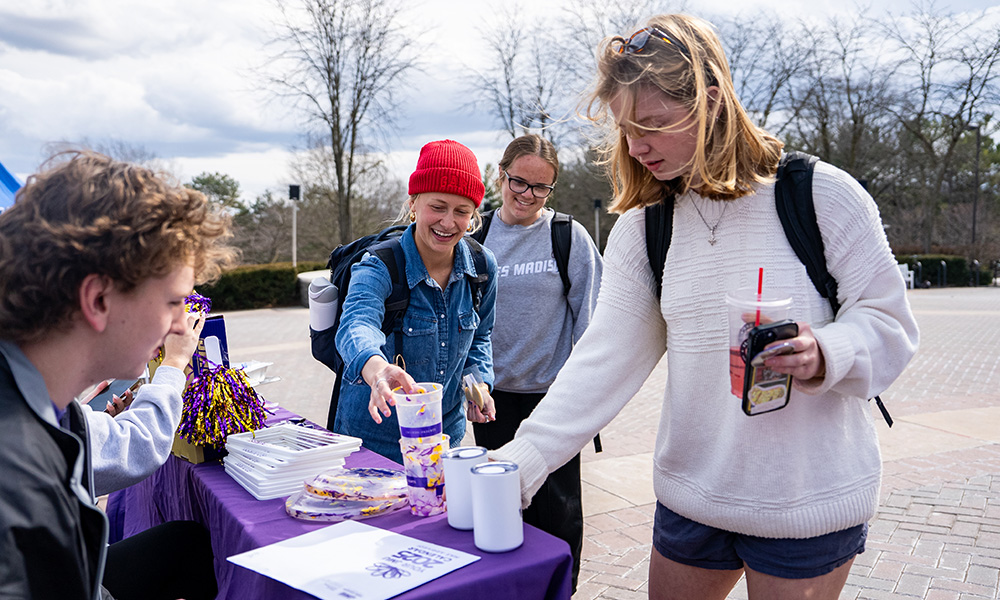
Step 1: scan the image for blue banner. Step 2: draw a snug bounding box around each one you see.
[0,160,21,211]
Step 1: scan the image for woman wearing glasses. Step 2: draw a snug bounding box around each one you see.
[489,14,917,600]
[470,134,602,591]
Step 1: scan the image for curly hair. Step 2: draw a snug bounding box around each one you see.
[585,14,784,213]
[0,150,237,343]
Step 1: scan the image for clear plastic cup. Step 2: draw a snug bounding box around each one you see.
[399,434,449,517]
[393,383,443,442]
[724,290,792,398]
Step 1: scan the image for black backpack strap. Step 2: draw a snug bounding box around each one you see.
[550,212,573,297]
[644,196,675,301]
[372,238,409,365]
[463,237,490,314]
[774,152,840,315]
[774,152,892,427]
[470,209,494,244]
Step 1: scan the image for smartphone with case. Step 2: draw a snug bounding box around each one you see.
[742,320,798,416]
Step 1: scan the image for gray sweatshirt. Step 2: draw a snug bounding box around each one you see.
[482,208,603,393]
[81,365,187,496]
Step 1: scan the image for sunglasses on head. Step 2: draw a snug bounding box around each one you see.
[616,26,690,57]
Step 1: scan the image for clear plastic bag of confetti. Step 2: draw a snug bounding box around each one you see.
[285,489,408,522]
[304,467,408,501]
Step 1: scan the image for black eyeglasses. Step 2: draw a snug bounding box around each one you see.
[616,27,690,57]
[503,170,555,199]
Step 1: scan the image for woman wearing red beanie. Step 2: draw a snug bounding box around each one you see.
[333,140,498,463]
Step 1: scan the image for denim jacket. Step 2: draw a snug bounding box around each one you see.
[333,225,497,462]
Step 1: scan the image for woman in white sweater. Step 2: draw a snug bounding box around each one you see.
[490,14,919,600]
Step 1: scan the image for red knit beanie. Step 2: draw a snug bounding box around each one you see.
[408,140,485,207]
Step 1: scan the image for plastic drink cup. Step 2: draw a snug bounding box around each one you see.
[441,446,488,530]
[393,383,443,442]
[399,434,449,517]
[724,290,792,398]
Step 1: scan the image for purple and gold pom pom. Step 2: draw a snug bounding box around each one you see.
[185,292,212,315]
[177,363,268,448]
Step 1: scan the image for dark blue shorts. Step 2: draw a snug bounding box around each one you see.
[652,503,867,579]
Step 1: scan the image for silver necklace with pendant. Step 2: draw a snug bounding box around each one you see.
[690,198,729,245]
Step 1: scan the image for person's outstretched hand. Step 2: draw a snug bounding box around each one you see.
[364,358,418,424]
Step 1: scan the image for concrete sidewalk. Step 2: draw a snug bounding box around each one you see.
[221,287,1000,600]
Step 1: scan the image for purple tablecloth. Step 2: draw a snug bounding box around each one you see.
[121,412,572,600]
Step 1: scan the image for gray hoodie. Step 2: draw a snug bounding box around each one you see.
[482,208,603,393]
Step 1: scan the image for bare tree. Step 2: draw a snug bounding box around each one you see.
[783,13,899,175]
[470,5,525,139]
[468,0,687,148]
[264,0,416,244]
[43,138,173,173]
[557,0,686,89]
[233,191,294,264]
[465,3,578,145]
[719,14,811,133]
[286,135,400,258]
[882,0,1000,252]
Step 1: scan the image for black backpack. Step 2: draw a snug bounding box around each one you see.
[310,225,491,430]
[644,151,893,426]
[471,209,574,296]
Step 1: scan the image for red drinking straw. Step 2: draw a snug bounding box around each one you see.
[755,267,764,326]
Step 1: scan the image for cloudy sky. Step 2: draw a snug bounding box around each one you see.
[0,0,994,202]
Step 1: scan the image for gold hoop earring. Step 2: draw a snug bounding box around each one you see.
[408,211,416,223]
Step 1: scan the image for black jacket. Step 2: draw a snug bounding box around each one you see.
[0,343,108,599]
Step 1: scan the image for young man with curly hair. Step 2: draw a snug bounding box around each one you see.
[0,151,236,600]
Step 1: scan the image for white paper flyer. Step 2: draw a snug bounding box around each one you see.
[227,520,480,600]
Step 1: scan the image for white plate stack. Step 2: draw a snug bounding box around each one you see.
[224,423,362,500]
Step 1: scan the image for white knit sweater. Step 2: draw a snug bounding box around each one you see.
[491,162,919,539]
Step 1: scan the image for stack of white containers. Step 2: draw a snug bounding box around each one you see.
[224,423,362,500]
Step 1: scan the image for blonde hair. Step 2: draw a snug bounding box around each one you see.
[586,14,783,213]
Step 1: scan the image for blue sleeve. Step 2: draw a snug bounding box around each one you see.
[464,247,498,390]
[335,254,393,384]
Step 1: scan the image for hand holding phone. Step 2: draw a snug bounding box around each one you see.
[750,341,796,367]
[742,320,798,416]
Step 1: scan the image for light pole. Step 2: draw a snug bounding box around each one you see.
[966,124,981,245]
[289,184,300,267]
[593,198,602,249]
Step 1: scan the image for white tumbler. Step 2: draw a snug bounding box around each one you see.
[441,446,488,530]
[308,277,338,331]
[470,461,523,552]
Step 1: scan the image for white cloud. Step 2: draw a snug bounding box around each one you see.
[172,147,298,202]
[1,0,996,199]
